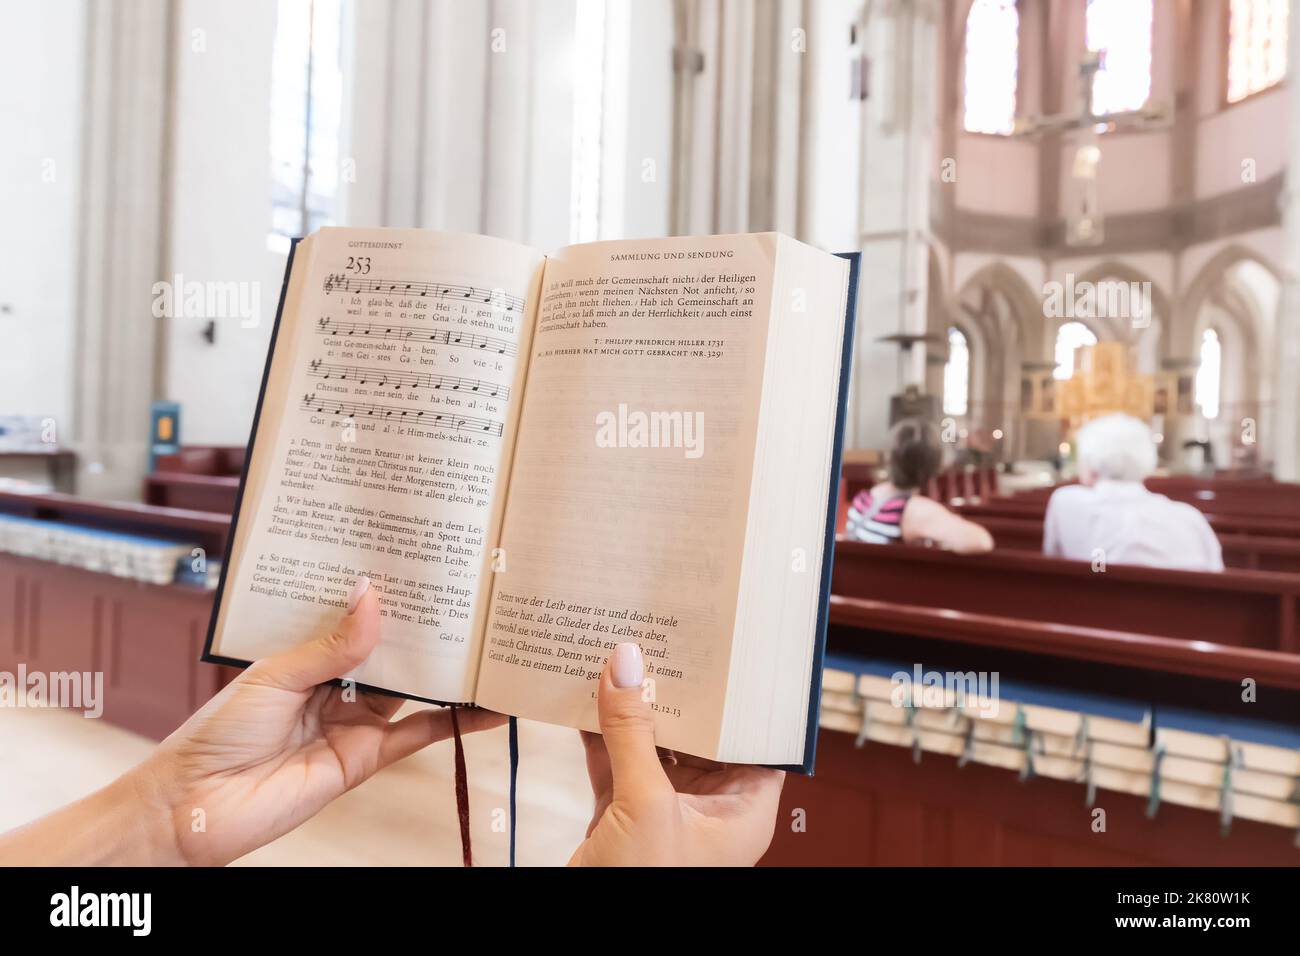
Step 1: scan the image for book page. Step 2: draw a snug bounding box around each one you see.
[474,234,778,756]
[210,227,544,703]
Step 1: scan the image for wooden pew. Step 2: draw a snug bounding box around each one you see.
[0,490,236,739]
[957,499,1300,541]
[837,463,1000,531]
[757,544,1300,865]
[968,515,1300,573]
[831,539,1300,654]
[1150,488,1300,520]
[1009,477,1300,522]
[763,728,1300,866]
[1148,474,1296,496]
[143,445,244,514]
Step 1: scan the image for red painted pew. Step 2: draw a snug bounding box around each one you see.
[967,515,1300,574]
[1009,477,1300,522]
[831,539,1300,655]
[767,543,1300,866]
[956,499,1300,541]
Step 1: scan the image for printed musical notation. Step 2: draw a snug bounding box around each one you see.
[315,317,517,357]
[323,274,525,313]
[300,393,505,437]
[307,359,510,401]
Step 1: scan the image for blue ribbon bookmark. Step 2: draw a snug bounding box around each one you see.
[508,716,519,868]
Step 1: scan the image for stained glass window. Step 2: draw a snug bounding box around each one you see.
[963,0,1019,135]
[944,327,971,416]
[1053,321,1098,381]
[1086,0,1152,116]
[1227,0,1289,103]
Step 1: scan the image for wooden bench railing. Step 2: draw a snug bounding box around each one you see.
[0,489,232,553]
[829,594,1300,690]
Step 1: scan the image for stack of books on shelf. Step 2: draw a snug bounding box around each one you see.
[0,514,201,587]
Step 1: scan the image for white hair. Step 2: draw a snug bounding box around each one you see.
[1075,414,1157,483]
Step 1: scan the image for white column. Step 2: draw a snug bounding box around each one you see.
[1274,0,1300,480]
[71,0,172,501]
[850,0,939,449]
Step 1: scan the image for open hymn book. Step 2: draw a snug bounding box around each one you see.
[204,227,857,771]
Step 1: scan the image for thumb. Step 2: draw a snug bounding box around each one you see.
[246,576,381,693]
[597,643,671,806]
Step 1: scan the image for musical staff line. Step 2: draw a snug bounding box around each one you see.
[300,394,505,437]
[307,359,510,401]
[323,274,525,312]
[314,317,517,358]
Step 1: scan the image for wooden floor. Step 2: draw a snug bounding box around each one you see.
[0,704,592,867]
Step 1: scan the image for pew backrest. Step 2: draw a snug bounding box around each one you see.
[832,538,1300,654]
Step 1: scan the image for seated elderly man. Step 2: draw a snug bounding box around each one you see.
[1044,414,1224,572]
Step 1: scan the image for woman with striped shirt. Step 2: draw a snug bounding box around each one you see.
[846,418,994,554]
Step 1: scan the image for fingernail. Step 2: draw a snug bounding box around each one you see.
[611,642,643,688]
[347,575,370,613]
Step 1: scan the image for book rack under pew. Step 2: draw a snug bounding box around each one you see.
[760,541,1300,866]
[817,655,1299,837]
[0,490,237,739]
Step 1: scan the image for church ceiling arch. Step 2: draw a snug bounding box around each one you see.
[1176,243,1281,361]
[1069,259,1172,349]
[956,260,1042,359]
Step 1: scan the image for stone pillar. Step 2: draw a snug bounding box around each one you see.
[849,0,939,449]
[1273,0,1300,480]
[1018,361,1057,462]
[1158,358,1200,472]
[71,0,173,501]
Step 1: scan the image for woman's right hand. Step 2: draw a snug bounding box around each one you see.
[568,643,785,867]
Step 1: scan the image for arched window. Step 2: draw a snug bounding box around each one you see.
[1085,0,1153,116]
[1196,328,1222,420]
[963,0,1019,135]
[1227,0,1289,103]
[943,327,971,416]
[1053,321,1098,380]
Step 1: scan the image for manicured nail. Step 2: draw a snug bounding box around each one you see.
[347,575,370,613]
[611,642,643,688]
